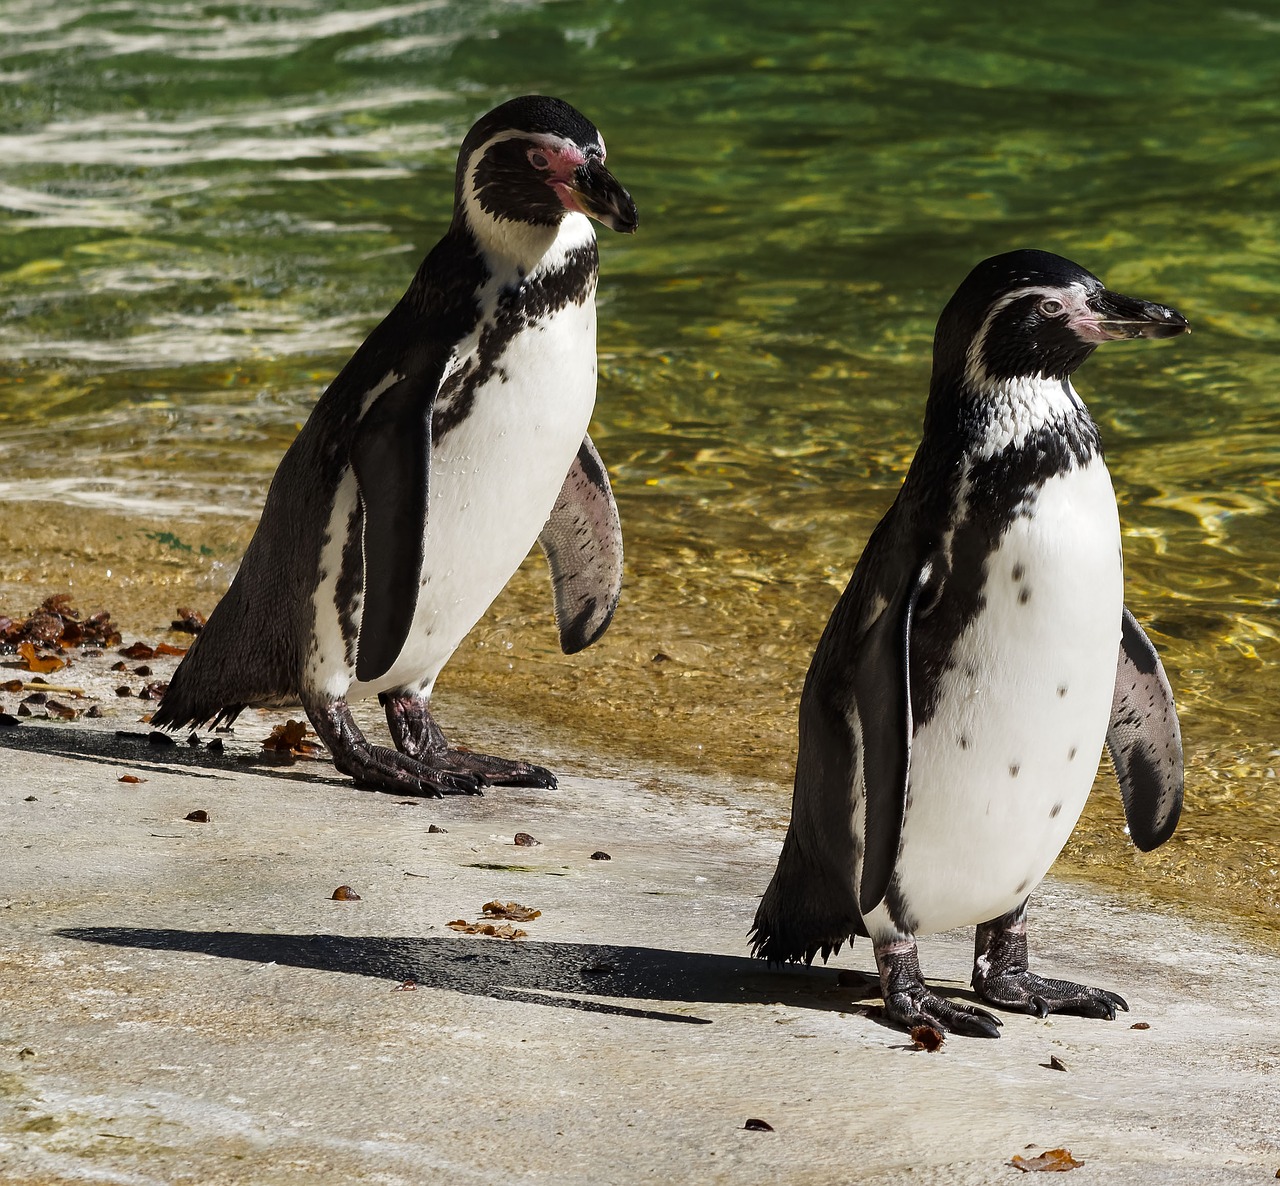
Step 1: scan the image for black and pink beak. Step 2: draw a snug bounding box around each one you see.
[1071,289,1190,342]
[563,156,638,234]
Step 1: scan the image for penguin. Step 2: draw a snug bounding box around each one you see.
[154,96,638,796]
[750,250,1188,1037]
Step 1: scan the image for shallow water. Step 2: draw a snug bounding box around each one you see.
[1,0,1278,933]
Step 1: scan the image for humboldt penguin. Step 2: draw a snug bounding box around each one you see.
[155,96,637,795]
[751,250,1188,1037]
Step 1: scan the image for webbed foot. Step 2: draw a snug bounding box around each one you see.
[876,939,1002,1039]
[973,900,1128,1020]
[306,697,483,797]
[381,691,557,789]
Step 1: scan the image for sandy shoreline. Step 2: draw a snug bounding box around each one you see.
[2,685,1279,1184]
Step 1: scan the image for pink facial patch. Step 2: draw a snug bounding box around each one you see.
[527,138,592,214]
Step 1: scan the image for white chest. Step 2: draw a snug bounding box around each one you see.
[363,292,598,697]
[862,457,1124,938]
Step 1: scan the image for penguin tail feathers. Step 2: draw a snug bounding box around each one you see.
[748,830,864,966]
[151,629,249,732]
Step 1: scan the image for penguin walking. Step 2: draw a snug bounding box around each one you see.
[751,250,1188,1037]
[155,96,638,795]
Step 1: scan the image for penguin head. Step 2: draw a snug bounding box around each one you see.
[934,249,1189,392]
[455,96,638,246]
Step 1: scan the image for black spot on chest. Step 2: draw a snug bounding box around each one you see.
[433,242,598,441]
[911,416,1101,727]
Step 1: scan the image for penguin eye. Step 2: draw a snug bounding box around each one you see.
[1039,297,1064,316]
[527,149,551,171]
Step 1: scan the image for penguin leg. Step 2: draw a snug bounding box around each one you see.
[971,899,1128,1019]
[304,696,484,797]
[380,691,557,790]
[875,939,1003,1039]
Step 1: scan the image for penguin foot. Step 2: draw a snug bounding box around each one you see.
[973,970,1127,1020]
[973,900,1128,1020]
[875,940,1002,1039]
[306,697,484,797]
[426,749,557,790]
[381,690,557,789]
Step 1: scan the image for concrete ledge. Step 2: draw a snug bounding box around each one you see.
[1,716,1277,1184]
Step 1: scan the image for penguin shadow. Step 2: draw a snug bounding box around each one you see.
[57,924,879,1028]
[0,720,352,791]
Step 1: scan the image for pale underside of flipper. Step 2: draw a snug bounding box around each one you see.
[538,433,623,654]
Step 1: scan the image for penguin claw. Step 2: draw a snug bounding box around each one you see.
[883,987,1003,1039]
[977,972,1129,1020]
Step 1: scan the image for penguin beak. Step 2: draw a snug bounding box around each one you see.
[567,156,639,234]
[1072,290,1191,342]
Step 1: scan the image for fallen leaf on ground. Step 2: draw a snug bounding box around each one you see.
[514,832,539,846]
[154,642,187,656]
[482,900,541,922]
[17,642,65,674]
[910,1024,945,1052]
[45,699,78,720]
[589,850,611,860]
[391,979,417,992]
[446,919,527,940]
[138,681,169,701]
[184,810,210,823]
[743,1118,774,1132]
[1010,1148,1084,1173]
[1,596,121,651]
[331,885,361,901]
[2,679,22,693]
[262,719,325,757]
[119,642,155,660]
[170,608,206,634]
[1130,1022,1151,1030]
[119,775,147,784]
[427,824,447,834]
[1046,1055,1068,1072]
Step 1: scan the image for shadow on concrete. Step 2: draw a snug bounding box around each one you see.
[58,926,869,1027]
[0,720,350,789]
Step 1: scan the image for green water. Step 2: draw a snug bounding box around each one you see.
[1,0,1278,932]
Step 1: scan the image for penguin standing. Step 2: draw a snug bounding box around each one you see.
[155,96,638,795]
[751,250,1188,1037]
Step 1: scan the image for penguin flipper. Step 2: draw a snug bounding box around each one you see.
[1106,605,1183,851]
[350,372,437,683]
[538,434,623,654]
[853,556,935,914]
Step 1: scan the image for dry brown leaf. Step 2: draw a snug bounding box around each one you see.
[154,642,188,657]
[185,810,210,823]
[17,642,65,674]
[263,719,324,757]
[482,900,541,922]
[910,1024,945,1052]
[331,885,361,901]
[446,919,527,940]
[514,832,539,847]
[119,775,147,784]
[171,608,206,634]
[45,699,78,720]
[119,642,156,660]
[1010,1148,1084,1173]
